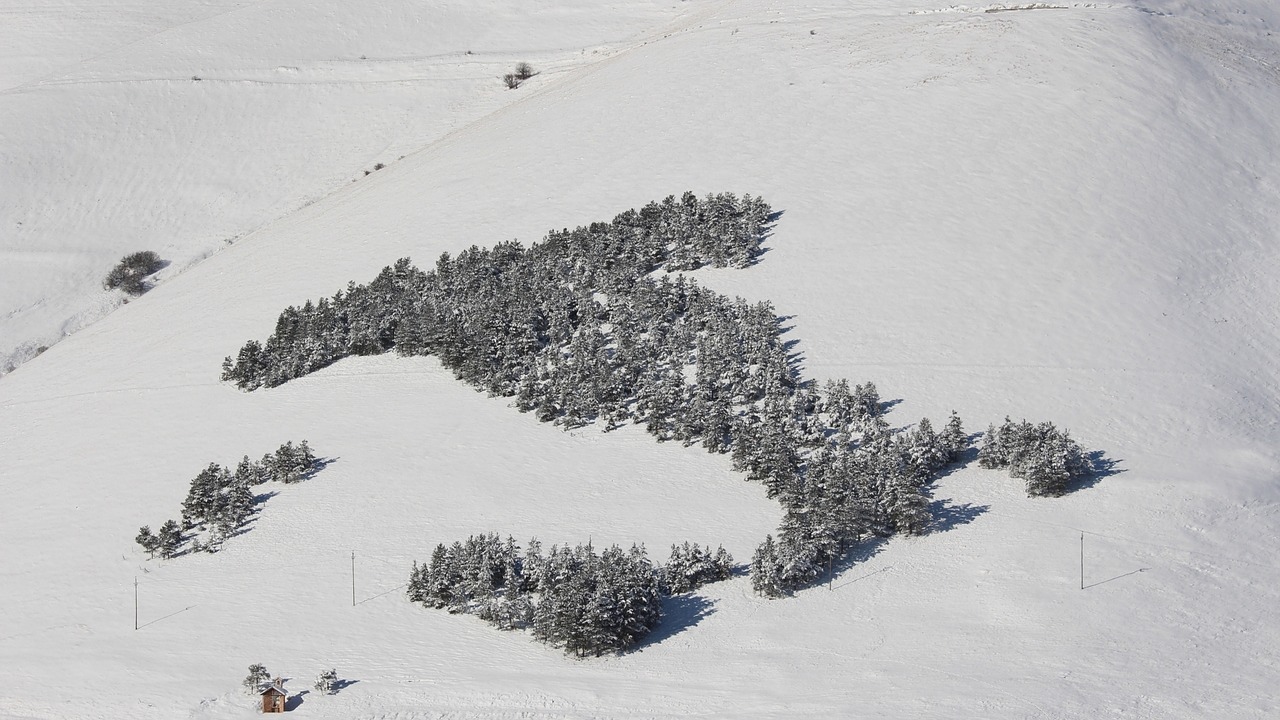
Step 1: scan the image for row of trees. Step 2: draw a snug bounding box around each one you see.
[218,193,976,598]
[978,418,1094,497]
[407,534,677,656]
[136,441,319,558]
[243,664,346,696]
[220,191,772,391]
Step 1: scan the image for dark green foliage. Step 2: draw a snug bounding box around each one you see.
[221,194,976,598]
[979,417,1093,497]
[135,526,160,558]
[157,519,183,559]
[243,663,270,694]
[410,536,667,657]
[104,251,164,295]
[139,441,320,559]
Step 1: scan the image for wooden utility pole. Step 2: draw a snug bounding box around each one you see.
[351,551,356,607]
[1080,532,1084,590]
[134,577,139,630]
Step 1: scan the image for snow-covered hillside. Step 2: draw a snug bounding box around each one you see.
[0,0,692,373]
[2,1,1279,718]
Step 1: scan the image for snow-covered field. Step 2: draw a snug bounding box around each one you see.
[2,0,1279,718]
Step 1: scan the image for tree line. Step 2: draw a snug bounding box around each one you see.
[136,441,319,558]
[218,192,1093,608]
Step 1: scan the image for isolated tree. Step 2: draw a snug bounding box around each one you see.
[103,251,164,295]
[243,663,270,694]
[514,62,535,80]
[314,668,338,694]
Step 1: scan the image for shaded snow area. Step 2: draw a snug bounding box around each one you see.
[2,0,1279,718]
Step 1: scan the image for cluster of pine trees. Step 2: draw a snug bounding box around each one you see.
[220,192,771,391]
[978,418,1094,497]
[136,441,318,558]
[660,542,734,594]
[219,192,971,597]
[407,534,666,656]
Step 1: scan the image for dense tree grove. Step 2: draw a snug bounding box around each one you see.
[407,534,665,656]
[220,192,973,598]
[978,418,1094,497]
[136,441,319,558]
[659,542,734,594]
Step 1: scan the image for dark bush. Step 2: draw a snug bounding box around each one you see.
[104,251,164,295]
[503,73,521,89]
[514,62,535,80]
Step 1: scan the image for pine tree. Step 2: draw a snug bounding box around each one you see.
[157,519,183,559]
[939,410,967,461]
[243,663,270,694]
[135,526,161,558]
[314,668,338,694]
[751,535,784,597]
[407,561,426,603]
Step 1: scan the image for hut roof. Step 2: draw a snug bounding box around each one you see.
[260,684,287,696]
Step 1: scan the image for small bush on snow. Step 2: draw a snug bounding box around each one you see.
[103,251,163,295]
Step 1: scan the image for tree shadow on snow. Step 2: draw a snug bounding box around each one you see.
[744,210,784,267]
[930,498,990,533]
[1064,451,1125,494]
[638,594,717,648]
[330,679,359,693]
[303,456,340,480]
[828,536,891,590]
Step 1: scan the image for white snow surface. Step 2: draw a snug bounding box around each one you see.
[2,0,1280,718]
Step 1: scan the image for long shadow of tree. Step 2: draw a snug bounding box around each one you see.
[636,594,717,649]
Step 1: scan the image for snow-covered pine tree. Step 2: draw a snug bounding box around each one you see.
[939,410,967,462]
[314,668,338,694]
[751,535,785,597]
[243,664,270,694]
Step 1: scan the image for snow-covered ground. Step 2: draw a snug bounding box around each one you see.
[0,0,694,373]
[2,0,1279,718]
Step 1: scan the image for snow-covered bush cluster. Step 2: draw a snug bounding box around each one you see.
[219,193,974,599]
[408,534,665,656]
[659,541,734,594]
[978,417,1094,497]
[136,441,318,558]
[103,250,164,296]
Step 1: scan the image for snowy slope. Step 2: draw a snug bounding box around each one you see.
[0,0,694,373]
[2,1,1280,718]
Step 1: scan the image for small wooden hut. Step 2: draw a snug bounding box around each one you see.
[260,679,287,713]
